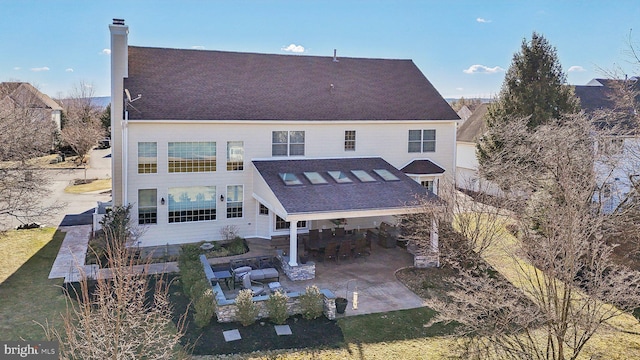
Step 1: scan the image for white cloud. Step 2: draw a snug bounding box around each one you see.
[83,83,93,88]
[456,87,464,91]
[13,67,21,70]
[476,17,492,23]
[281,44,305,53]
[30,66,50,72]
[65,68,74,72]
[463,64,504,74]
[568,65,586,72]
[191,45,205,50]
[101,48,111,55]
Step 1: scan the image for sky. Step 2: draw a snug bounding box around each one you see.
[1,0,640,99]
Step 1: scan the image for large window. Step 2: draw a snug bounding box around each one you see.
[138,142,157,173]
[138,189,157,224]
[227,185,243,218]
[168,186,216,223]
[272,131,305,156]
[168,142,216,173]
[344,130,356,151]
[275,215,307,230]
[227,141,244,171]
[408,130,436,153]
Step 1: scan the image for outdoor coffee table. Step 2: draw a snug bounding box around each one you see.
[213,270,232,289]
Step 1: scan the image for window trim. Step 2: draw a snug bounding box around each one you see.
[226,141,244,171]
[138,188,157,225]
[168,141,217,173]
[408,129,436,153]
[137,142,157,174]
[344,130,356,151]
[226,185,244,219]
[167,186,217,223]
[272,130,305,157]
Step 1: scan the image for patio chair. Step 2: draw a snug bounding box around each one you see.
[306,229,321,257]
[240,273,265,296]
[324,241,338,262]
[231,266,252,289]
[321,229,334,241]
[337,240,352,261]
[354,237,371,259]
[334,227,346,238]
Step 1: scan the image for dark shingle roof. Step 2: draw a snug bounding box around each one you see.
[400,159,446,175]
[125,46,459,121]
[0,82,62,110]
[253,157,431,215]
[456,103,489,143]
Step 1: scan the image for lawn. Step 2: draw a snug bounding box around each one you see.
[0,227,69,340]
[64,178,111,194]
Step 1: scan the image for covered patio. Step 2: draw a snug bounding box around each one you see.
[252,157,439,272]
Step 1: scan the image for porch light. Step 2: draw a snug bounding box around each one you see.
[160,197,165,205]
[220,194,225,202]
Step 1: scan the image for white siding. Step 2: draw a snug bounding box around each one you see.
[124,120,457,246]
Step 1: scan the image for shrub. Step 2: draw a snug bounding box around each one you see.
[178,244,203,298]
[235,289,259,326]
[266,291,289,325]
[226,236,247,256]
[299,285,324,320]
[193,288,216,328]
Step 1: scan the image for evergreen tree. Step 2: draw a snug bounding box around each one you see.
[478,32,579,174]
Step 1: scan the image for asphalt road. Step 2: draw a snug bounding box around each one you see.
[6,148,113,229]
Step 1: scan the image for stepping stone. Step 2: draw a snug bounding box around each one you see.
[223,329,241,342]
[274,324,292,336]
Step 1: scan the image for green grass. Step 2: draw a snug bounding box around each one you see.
[0,228,69,340]
[338,307,457,344]
[64,178,111,194]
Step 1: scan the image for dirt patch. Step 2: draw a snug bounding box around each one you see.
[396,266,458,301]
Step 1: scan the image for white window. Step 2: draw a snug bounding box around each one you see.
[345,130,356,151]
[168,142,216,172]
[138,189,157,224]
[227,141,244,171]
[275,215,307,230]
[168,186,216,223]
[408,130,436,153]
[138,142,157,173]
[227,185,243,218]
[272,131,305,156]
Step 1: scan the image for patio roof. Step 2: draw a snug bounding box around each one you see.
[400,159,446,175]
[252,157,433,221]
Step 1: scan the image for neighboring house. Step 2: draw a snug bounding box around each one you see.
[108,20,459,264]
[456,105,473,124]
[455,103,502,195]
[455,78,640,211]
[0,82,62,132]
[574,78,640,213]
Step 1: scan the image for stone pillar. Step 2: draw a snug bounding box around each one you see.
[289,225,298,267]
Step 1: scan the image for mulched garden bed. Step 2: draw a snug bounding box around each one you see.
[166,276,345,356]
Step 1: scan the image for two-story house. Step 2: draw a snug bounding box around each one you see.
[0,82,62,132]
[108,20,459,265]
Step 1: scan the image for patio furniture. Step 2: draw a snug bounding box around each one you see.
[213,270,232,289]
[334,227,346,238]
[306,229,321,257]
[241,273,265,296]
[231,266,253,288]
[337,240,352,261]
[354,237,371,258]
[321,229,333,241]
[324,241,338,262]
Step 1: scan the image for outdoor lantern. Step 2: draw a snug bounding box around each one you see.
[160,197,165,205]
[220,194,225,201]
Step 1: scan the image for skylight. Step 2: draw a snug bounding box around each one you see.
[304,172,328,184]
[373,169,399,181]
[327,171,352,183]
[350,170,376,182]
[279,172,302,185]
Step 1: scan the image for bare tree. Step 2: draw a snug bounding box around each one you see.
[413,114,640,360]
[59,81,105,164]
[0,82,61,229]
[43,206,186,359]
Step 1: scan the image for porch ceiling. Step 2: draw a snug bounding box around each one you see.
[252,157,434,221]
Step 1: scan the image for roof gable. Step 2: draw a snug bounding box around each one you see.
[456,103,489,143]
[0,82,62,111]
[124,46,459,121]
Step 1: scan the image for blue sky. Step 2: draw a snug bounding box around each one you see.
[1,0,639,99]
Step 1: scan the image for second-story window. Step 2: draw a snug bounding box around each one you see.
[408,130,436,153]
[138,142,157,173]
[272,131,305,156]
[227,141,244,171]
[168,142,216,173]
[345,130,356,151]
